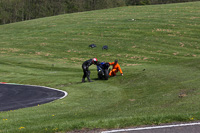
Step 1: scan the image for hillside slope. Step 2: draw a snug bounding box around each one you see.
[0,2,200,133]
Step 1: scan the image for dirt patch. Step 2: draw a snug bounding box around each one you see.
[40,43,47,46]
[156,29,172,32]
[180,42,184,47]
[178,89,197,98]
[70,57,85,62]
[173,52,179,56]
[126,64,141,66]
[129,99,136,102]
[0,48,21,53]
[35,52,52,56]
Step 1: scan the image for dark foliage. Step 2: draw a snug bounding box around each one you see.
[0,0,199,25]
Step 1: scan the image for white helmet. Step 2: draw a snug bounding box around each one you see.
[92,58,98,64]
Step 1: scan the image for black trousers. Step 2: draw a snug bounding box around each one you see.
[82,65,91,81]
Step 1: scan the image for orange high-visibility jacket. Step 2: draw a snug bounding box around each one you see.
[109,62,123,74]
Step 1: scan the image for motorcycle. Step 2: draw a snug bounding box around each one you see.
[97,62,110,80]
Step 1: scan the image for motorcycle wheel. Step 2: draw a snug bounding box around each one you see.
[104,69,109,80]
[98,73,102,79]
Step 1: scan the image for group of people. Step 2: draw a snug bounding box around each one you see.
[82,58,123,82]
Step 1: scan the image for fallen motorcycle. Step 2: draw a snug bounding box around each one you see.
[97,62,110,80]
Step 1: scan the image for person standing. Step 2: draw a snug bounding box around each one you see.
[109,59,123,76]
[82,58,98,82]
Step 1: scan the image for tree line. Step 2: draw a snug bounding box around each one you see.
[0,0,199,25]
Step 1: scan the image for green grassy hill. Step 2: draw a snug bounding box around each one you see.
[0,1,200,133]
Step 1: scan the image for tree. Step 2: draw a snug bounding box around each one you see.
[1,0,199,25]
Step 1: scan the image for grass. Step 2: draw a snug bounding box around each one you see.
[0,1,200,132]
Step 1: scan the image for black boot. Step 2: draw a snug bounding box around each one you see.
[82,78,85,83]
[87,77,93,82]
[89,79,93,82]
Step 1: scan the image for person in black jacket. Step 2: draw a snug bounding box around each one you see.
[82,58,98,82]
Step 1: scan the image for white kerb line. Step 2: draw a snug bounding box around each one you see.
[23,84,68,99]
[101,122,200,133]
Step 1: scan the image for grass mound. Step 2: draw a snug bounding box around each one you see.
[0,1,200,133]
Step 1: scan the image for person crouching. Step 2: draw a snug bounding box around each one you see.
[109,59,123,77]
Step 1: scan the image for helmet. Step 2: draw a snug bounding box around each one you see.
[92,58,98,64]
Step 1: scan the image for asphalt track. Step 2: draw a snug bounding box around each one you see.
[0,83,67,111]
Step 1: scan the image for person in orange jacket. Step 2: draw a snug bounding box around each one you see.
[109,59,123,76]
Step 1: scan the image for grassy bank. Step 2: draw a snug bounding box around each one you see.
[0,1,200,133]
